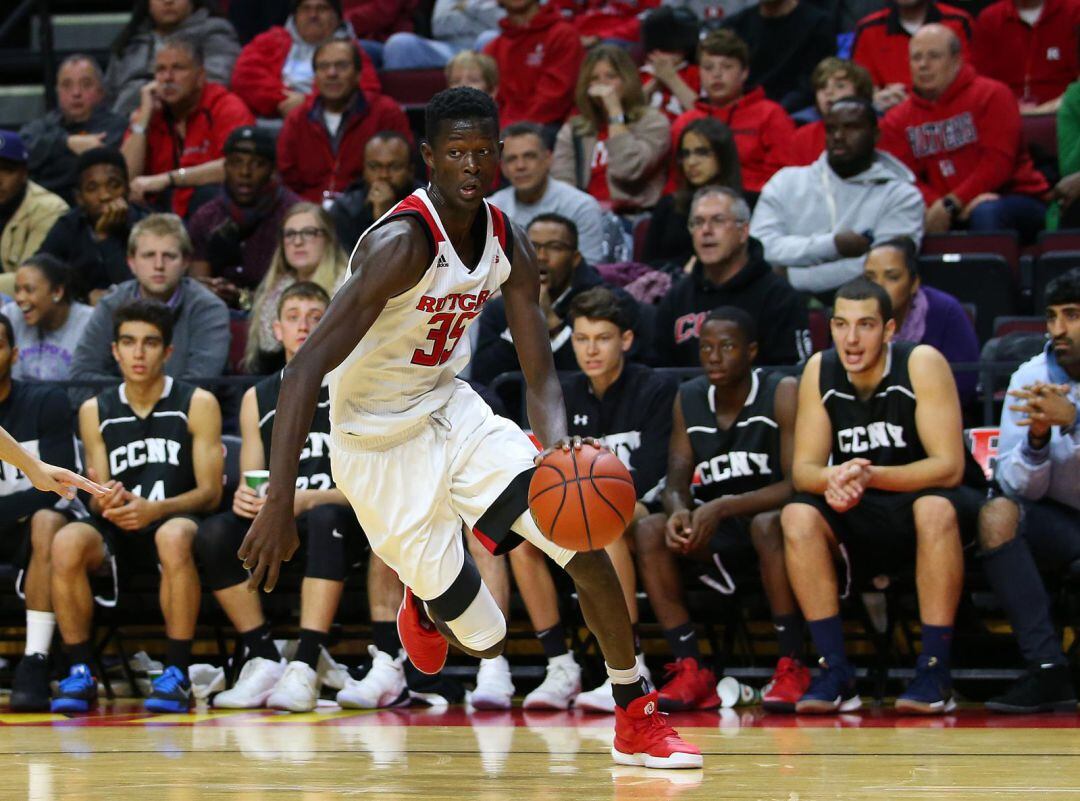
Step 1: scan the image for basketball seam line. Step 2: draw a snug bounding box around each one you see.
[589,454,630,528]
[571,449,593,551]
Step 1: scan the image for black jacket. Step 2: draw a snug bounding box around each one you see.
[329,179,425,253]
[654,238,810,368]
[562,362,677,502]
[39,204,148,301]
[471,261,653,386]
[19,107,127,204]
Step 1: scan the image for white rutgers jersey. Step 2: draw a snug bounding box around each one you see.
[329,188,514,446]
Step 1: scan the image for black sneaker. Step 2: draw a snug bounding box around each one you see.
[405,660,465,706]
[11,653,51,712]
[986,665,1078,714]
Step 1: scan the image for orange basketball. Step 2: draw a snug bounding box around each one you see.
[528,444,637,551]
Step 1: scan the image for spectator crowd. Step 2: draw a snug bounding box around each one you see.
[0,0,1079,720]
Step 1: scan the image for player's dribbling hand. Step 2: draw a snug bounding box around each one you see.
[533,435,604,466]
[238,498,300,593]
[665,510,692,553]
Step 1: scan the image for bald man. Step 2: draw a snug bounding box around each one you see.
[877,24,1049,242]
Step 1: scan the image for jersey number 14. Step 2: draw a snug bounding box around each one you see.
[411,311,478,366]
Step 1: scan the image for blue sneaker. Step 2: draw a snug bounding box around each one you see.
[51,664,98,713]
[144,666,192,714]
[794,658,861,714]
[896,655,955,715]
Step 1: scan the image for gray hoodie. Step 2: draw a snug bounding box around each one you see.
[431,0,504,49]
[750,150,925,294]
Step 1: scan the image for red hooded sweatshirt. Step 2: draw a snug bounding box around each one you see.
[550,0,660,40]
[972,0,1080,105]
[784,119,825,167]
[277,91,412,203]
[231,26,381,118]
[878,64,1049,204]
[484,5,585,126]
[670,87,796,193]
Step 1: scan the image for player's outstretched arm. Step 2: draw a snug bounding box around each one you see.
[0,421,105,500]
[791,354,836,495]
[502,222,568,448]
[239,220,429,592]
[866,345,966,492]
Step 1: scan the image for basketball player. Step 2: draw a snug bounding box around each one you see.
[782,276,983,715]
[239,88,701,769]
[0,423,101,501]
[50,299,224,713]
[195,283,364,712]
[0,313,101,711]
[517,286,670,712]
[637,307,807,712]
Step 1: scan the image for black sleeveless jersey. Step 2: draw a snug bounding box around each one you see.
[681,369,785,503]
[254,371,334,490]
[97,377,197,501]
[819,342,925,466]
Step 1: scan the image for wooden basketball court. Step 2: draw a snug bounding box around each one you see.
[2,702,1078,799]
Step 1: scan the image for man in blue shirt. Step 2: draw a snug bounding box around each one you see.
[978,267,1080,713]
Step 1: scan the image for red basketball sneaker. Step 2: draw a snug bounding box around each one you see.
[396,587,448,675]
[657,658,720,711]
[762,657,812,713]
[612,691,703,769]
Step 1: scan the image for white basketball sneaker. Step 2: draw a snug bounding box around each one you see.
[337,645,409,709]
[212,657,286,709]
[267,661,320,712]
[468,656,515,710]
[574,654,653,713]
[522,653,582,710]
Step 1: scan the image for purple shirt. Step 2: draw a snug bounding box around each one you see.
[186,187,301,289]
[894,285,981,403]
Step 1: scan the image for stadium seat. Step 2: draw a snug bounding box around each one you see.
[1035,229,1080,255]
[979,331,1045,399]
[227,317,249,376]
[1021,113,1057,160]
[963,427,1000,481]
[221,434,241,509]
[1032,251,1080,310]
[632,217,650,262]
[808,308,830,353]
[992,315,1045,338]
[376,68,447,109]
[918,253,1015,342]
[920,230,1020,279]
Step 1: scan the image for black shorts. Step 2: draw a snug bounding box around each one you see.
[1018,498,1080,567]
[698,516,756,595]
[83,514,202,607]
[787,486,984,577]
[0,507,87,598]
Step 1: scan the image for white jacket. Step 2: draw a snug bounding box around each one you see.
[750,150,925,293]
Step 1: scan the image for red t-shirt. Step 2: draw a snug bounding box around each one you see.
[587,128,611,202]
[641,63,701,122]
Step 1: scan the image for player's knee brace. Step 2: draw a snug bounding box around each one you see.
[426,549,506,653]
[195,513,249,591]
[302,504,350,582]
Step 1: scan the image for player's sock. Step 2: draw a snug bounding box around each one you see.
[66,640,94,669]
[241,622,281,662]
[373,621,402,656]
[981,538,1067,666]
[25,610,55,657]
[607,662,649,709]
[919,625,953,672]
[663,622,701,661]
[773,613,805,661]
[295,629,328,668]
[536,623,569,660]
[166,639,193,673]
[806,616,850,671]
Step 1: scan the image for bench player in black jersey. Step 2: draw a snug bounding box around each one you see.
[194,282,365,712]
[50,300,223,713]
[514,287,674,712]
[637,307,806,713]
[783,276,983,715]
[239,88,700,768]
[0,313,102,711]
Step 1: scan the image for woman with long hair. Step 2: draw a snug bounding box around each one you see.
[552,45,671,212]
[643,117,742,269]
[0,255,94,381]
[104,0,240,117]
[244,202,348,373]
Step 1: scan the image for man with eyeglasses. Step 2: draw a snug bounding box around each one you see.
[188,126,301,309]
[471,213,645,386]
[654,186,810,369]
[278,40,411,204]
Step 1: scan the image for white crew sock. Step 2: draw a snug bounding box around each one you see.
[25,610,56,656]
[605,661,640,685]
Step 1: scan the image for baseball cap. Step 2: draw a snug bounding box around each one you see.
[224,126,276,162]
[0,131,29,165]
